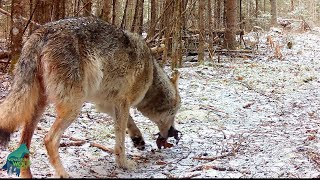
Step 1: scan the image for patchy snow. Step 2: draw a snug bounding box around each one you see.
[1,30,320,178]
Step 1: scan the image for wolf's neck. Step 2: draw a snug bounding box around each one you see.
[136,61,177,115]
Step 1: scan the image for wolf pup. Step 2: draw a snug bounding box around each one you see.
[0,16,181,178]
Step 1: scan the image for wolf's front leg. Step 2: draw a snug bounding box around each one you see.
[114,101,137,170]
[127,115,145,150]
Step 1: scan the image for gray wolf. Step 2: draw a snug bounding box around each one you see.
[0,16,181,178]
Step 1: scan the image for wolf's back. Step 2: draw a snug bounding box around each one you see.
[0,32,45,145]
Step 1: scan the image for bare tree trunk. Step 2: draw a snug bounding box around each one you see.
[161,0,173,66]
[148,0,157,38]
[101,0,112,23]
[9,0,26,72]
[215,0,222,29]
[138,0,144,34]
[124,0,135,30]
[198,0,205,64]
[181,0,187,35]
[52,0,66,21]
[60,0,65,18]
[207,0,214,60]
[120,0,129,28]
[270,0,277,26]
[112,0,118,25]
[84,0,92,16]
[255,0,258,18]
[131,0,144,35]
[172,0,182,69]
[112,0,123,26]
[34,0,52,24]
[224,0,237,50]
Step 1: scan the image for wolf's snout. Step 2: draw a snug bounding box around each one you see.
[156,126,182,149]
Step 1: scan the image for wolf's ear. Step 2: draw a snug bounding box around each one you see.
[170,69,180,88]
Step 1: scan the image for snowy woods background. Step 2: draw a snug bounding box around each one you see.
[1,0,320,178]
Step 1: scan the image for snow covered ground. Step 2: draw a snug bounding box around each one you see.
[1,29,320,178]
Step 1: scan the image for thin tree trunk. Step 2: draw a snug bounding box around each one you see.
[131,0,139,32]
[112,0,117,25]
[34,0,52,24]
[181,0,187,35]
[9,0,26,73]
[101,0,112,23]
[198,0,205,64]
[255,0,258,18]
[215,0,222,29]
[207,0,214,60]
[172,0,182,69]
[161,0,173,66]
[112,0,122,26]
[270,0,277,26]
[148,0,157,38]
[224,0,237,50]
[84,0,92,16]
[124,0,135,30]
[131,0,144,35]
[120,0,129,29]
[52,0,65,21]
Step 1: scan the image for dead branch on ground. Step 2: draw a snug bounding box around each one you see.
[59,135,114,154]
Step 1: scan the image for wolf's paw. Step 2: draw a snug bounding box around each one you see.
[20,169,32,178]
[131,136,145,150]
[116,158,137,170]
[55,171,70,178]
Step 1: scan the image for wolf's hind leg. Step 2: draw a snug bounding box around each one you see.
[19,94,47,178]
[127,115,145,150]
[44,101,83,178]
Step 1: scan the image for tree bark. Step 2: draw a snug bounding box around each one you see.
[198,0,205,64]
[148,0,157,38]
[9,0,26,73]
[34,0,52,24]
[172,0,182,69]
[224,0,237,50]
[207,0,214,59]
[255,0,258,18]
[215,0,222,29]
[101,0,112,23]
[131,0,144,35]
[120,0,129,29]
[84,0,92,16]
[270,0,277,26]
[52,0,66,21]
[124,0,135,30]
[110,0,123,26]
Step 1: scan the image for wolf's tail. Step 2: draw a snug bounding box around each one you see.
[0,33,45,145]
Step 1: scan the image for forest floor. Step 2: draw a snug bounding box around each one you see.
[1,28,320,178]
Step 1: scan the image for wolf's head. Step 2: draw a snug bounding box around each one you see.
[136,60,181,147]
[155,70,181,139]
